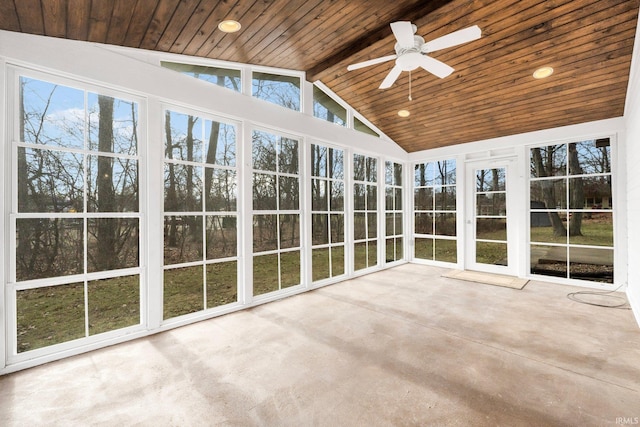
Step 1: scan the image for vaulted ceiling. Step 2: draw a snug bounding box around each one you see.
[1,0,638,152]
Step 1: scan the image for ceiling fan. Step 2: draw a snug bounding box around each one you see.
[347,21,481,89]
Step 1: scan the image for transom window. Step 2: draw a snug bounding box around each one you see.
[160,61,241,92]
[252,72,301,111]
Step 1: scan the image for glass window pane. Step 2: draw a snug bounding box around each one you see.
[278,138,299,174]
[331,245,345,276]
[206,216,237,259]
[205,168,237,211]
[254,253,279,296]
[330,214,344,243]
[312,248,330,282]
[163,266,204,319]
[366,157,377,182]
[330,181,344,211]
[530,145,566,177]
[367,213,377,238]
[311,179,329,212]
[88,93,138,155]
[311,145,327,177]
[415,213,433,235]
[329,148,344,179]
[476,241,507,265]
[367,184,377,210]
[476,168,505,192]
[253,214,278,252]
[88,155,138,212]
[281,251,301,288]
[530,211,568,244]
[252,72,301,111]
[163,215,203,264]
[88,274,140,335]
[16,218,83,281]
[435,213,456,236]
[437,160,456,185]
[20,77,85,149]
[206,261,237,308]
[476,218,507,241]
[279,214,300,249]
[354,184,366,210]
[313,86,346,125]
[394,188,403,211]
[434,239,457,262]
[279,176,300,210]
[353,154,365,181]
[353,242,367,271]
[530,179,566,210]
[385,188,393,211]
[163,163,203,212]
[367,241,378,267]
[160,62,241,92]
[204,121,236,166]
[17,282,85,353]
[19,147,84,213]
[568,212,613,247]
[569,247,613,283]
[385,213,394,237]
[573,139,611,174]
[252,131,277,171]
[415,238,433,260]
[252,173,277,211]
[312,214,329,246]
[414,188,433,210]
[87,218,139,272]
[476,193,506,216]
[569,176,612,209]
[354,117,378,137]
[530,244,567,277]
[395,213,403,235]
[435,187,456,211]
[385,161,393,185]
[354,212,366,240]
[386,238,396,262]
[164,111,203,162]
[414,163,434,186]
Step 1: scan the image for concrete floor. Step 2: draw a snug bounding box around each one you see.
[1,264,639,426]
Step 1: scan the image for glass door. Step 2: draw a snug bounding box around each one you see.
[466,161,515,274]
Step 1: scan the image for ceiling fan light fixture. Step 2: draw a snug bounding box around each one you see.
[533,66,554,79]
[398,109,410,117]
[218,20,241,33]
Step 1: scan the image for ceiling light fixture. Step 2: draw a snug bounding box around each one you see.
[218,20,241,33]
[398,109,410,117]
[533,66,554,79]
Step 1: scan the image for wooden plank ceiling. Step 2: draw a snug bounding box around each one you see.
[1,0,638,152]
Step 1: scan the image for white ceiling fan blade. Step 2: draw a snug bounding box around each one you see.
[347,54,397,71]
[390,21,415,48]
[422,25,481,53]
[379,64,403,89]
[417,55,454,79]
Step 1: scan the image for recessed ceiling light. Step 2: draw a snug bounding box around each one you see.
[218,20,241,33]
[533,66,554,79]
[398,109,410,117]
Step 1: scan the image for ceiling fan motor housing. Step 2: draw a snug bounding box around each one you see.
[395,36,426,71]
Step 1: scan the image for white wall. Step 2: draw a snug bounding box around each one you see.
[624,16,640,326]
